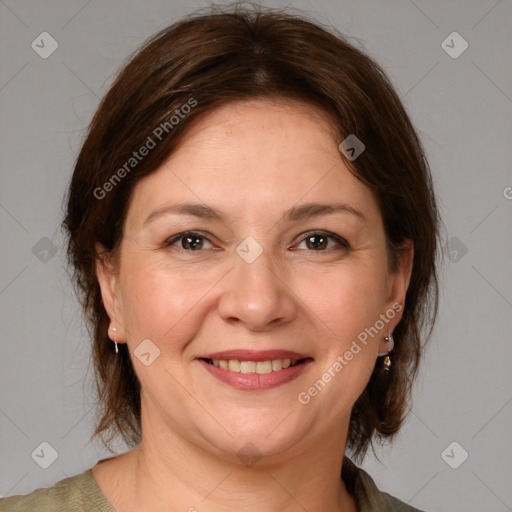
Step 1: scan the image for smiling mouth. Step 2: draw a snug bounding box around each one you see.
[200,357,312,374]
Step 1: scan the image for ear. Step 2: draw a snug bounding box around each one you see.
[95,243,127,342]
[379,239,414,344]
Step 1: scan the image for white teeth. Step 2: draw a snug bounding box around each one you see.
[209,358,301,374]
[240,361,256,374]
[271,359,282,371]
[228,360,241,372]
[256,360,272,374]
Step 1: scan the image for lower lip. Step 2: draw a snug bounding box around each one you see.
[198,359,313,391]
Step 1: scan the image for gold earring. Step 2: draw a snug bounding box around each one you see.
[112,326,118,354]
[380,331,394,371]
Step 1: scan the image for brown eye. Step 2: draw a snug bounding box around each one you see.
[305,234,328,250]
[165,231,214,251]
[295,231,350,252]
[181,235,204,250]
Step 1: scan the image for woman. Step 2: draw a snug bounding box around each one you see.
[0,4,439,511]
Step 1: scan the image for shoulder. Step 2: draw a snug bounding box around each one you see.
[343,457,426,512]
[0,469,114,512]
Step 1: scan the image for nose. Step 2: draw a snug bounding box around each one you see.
[217,245,297,331]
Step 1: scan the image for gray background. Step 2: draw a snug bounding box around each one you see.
[1,0,511,510]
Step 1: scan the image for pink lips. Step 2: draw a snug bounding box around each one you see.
[197,349,313,391]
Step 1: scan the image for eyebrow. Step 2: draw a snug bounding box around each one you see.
[143,201,366,226]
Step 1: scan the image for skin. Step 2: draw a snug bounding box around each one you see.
[93,99,413,512]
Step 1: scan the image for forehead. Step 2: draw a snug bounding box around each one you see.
[126,99,381,229]
[172,98,338,164]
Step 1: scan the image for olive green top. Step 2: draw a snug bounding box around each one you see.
[0,457,424,511]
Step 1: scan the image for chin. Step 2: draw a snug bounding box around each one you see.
[193,412,312,464]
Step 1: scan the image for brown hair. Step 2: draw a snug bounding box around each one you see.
[63,3,440,460]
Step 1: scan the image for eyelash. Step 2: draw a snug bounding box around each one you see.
[164,230,350,253]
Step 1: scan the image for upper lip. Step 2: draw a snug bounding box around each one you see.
[199,349,311,362]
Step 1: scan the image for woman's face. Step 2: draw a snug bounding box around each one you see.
[98,99,412,461]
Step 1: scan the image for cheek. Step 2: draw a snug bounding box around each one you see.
[118,256,215,347]
[295,260,388,403]
[298,260,389,341]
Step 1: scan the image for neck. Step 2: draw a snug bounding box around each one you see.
[122,403,357,511]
